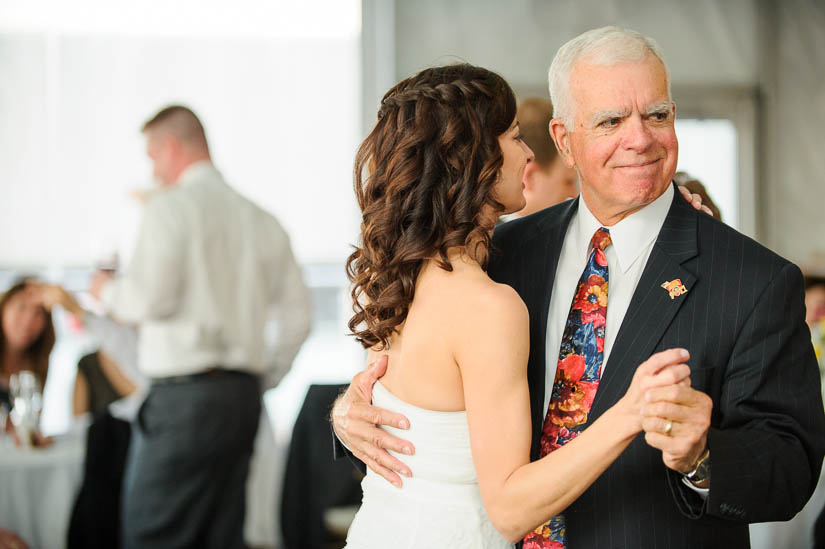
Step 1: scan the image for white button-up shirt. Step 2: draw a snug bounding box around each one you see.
[542,185,707,496]
[543,185,674,408]
[102,161,311,389]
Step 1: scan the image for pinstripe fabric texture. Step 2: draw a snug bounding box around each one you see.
[489,185,825,548]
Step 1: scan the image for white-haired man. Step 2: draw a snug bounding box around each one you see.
[333,27,825,547]
[92,105,312,549]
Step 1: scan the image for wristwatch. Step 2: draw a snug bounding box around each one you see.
[684,448,711,488]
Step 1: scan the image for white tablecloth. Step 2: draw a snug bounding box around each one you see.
[0,434,85,549]
[0,414,286,549]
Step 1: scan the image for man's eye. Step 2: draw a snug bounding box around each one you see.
[651,111,669,121]
[600,118,620,128]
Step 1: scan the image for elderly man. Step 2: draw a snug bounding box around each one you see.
[92,106,312,549]
[333,27,825,547]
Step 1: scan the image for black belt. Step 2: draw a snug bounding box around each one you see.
[151,368,255,385]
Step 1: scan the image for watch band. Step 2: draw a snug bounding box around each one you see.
[684,448,711,486]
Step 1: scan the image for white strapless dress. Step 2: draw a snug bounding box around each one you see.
[345,381,513,548]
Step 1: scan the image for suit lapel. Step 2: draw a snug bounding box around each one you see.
[524,199,578,451]
[589,188,699,421]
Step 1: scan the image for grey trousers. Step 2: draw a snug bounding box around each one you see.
[122,371,261,549]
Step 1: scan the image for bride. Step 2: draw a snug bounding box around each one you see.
[340,63,693,547]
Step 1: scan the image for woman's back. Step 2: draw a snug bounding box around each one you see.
[345,257,518,548]
[379,256,497,411]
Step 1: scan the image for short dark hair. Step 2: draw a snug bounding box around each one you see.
[142,105,208,149]
[516,97,559,169]
[805,275,825,290]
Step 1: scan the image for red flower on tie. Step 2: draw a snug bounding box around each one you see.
[573,275,608,313]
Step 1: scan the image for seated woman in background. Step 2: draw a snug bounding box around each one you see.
[0,279,55,443]
[73,350,136,417]
[35,283,138,417]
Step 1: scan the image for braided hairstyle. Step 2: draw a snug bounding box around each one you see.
[347,63,517,350]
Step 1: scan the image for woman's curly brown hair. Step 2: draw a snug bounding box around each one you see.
[347,64,517,349]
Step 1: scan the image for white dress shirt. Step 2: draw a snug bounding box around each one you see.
[543,184,674,409]
[542,185,707,497]
[102,161,311,389]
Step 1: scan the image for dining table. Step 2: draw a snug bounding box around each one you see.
[0,431,86,549]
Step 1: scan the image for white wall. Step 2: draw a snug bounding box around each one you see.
[387,0,825,269]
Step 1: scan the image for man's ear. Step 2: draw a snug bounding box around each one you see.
[549,118,575,169]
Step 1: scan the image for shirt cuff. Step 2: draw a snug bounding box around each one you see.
[681,475,709,499]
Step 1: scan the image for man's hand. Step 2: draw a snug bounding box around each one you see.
[641,383,713,473]
[331,355,415,487]
[677,185,713,217]
[89,271,114,301]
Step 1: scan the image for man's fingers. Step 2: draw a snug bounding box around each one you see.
[352,448,404,488]
[349,429,413,478]
[642,400,684,421]
[644,430,675,452]
[355,354,389,399]
[348,415,414,455]
[350,401,411,431]
[644,385,712,411]
[701,205,713,216]
[363,354,389,383]
[641,415,677,437]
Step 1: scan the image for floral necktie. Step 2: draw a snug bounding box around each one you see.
[523,227,611,549]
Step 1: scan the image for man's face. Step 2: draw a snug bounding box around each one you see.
[552,55,678,223]
[145,130,177,187]
[805,285,825,327]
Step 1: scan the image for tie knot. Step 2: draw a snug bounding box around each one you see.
[591,227,612,252]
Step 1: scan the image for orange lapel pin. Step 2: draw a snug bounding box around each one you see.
[661,279,688,299]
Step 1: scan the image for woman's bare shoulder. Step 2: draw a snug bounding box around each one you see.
[448,273,528,330]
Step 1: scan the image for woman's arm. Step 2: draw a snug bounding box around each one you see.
[456,284,690,541]
[72,371,90,417]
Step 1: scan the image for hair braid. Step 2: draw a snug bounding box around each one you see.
[347,64,516,349]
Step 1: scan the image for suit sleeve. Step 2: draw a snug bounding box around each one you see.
[331,424,368,474]
[669,262,825,521]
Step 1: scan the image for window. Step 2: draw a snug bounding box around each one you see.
[0,0,365,434]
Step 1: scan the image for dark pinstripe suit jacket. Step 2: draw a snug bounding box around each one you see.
[489,186,825,548]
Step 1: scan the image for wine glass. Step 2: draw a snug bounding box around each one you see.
[8,371,42,448]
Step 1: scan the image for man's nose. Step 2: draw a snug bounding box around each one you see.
[621,115,653,151]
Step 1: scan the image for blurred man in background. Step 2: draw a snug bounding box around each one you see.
[513,97,579,217]
[91,105,311,549]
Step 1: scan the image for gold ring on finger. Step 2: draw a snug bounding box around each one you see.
[664,420,673,436]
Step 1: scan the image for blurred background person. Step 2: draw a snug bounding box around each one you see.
[88,105,311,549]
[0,279,55,446]
[36,282,145,419]
[512,97,578,217]
[36,282,144,549]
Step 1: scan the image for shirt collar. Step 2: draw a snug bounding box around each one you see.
[574,184,674,274]
[176,160,219,187]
